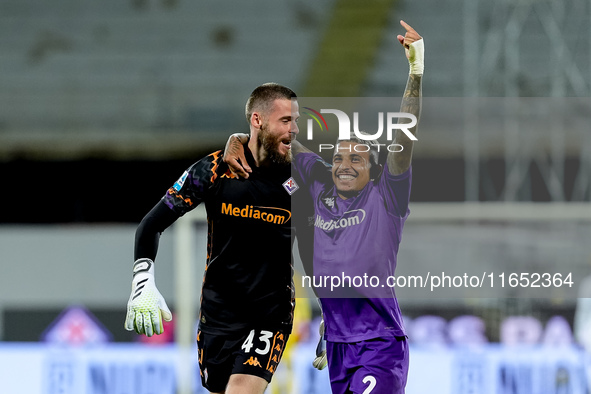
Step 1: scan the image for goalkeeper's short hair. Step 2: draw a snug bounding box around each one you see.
[245,83,297,123]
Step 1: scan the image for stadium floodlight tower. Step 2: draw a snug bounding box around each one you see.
[463,0,591,202]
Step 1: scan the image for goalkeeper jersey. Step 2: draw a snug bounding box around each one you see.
[162,149,295,335]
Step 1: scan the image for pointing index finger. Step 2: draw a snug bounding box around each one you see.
[400,20,416,33]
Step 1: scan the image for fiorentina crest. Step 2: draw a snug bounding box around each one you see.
[282,177,299,195]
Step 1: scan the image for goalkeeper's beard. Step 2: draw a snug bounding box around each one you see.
[259,123,292,166]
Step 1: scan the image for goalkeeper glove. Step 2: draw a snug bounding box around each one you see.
[125,258,172,337]
[312,319,328,370]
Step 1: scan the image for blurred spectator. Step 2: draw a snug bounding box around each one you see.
[411,315,448,347]
[500,316,542,346]
[448,315,488,346]
[287,315,332,394]
[541,315,573,347]
[270,283,312,394]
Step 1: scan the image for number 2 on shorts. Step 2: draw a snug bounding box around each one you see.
[362,375,377,394]
[241,330,273,355]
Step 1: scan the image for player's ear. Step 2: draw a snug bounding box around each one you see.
[251,112,263,129]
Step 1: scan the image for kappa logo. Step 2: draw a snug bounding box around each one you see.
[243,356,262,368]
[282,177,299,195]
[314,209,366,232]
[323,197,335,208]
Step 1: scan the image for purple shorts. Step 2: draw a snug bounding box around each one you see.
[327,336,409,394]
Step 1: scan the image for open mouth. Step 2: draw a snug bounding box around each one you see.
[336,174,355,181]
[281,139,292,148]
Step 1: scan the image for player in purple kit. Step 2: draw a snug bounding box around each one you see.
[317,22,422,394]
[224,20,423,394]
[294,126,415,394]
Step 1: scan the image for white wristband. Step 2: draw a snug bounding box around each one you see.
[407,39,424,75]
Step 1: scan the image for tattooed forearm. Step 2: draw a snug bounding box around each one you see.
[225,134,247,154]
[388,74,422,175]
[403,74,422,98]
[402,74,422,117]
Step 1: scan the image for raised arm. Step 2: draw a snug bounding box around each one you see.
[388,20,423,176]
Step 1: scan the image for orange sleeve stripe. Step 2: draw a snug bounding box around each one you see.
[167,188,194,206]
[266,331,286,371]
[209,150,222,184]
[266,333,278,371]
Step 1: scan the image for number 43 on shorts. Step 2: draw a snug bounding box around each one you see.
[241,329,274,355]
[240,329,287,374]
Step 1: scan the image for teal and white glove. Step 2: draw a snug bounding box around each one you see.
[125,258,172,337]
[312,319,327,370]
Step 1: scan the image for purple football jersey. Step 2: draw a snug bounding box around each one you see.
[294,152,411,342]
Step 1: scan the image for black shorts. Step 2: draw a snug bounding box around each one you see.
[197,328,289,392]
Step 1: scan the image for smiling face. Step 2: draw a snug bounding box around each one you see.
[256,98,299,165]
[332,141,372,200]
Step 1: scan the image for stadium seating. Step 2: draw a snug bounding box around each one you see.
[0,0,335,135]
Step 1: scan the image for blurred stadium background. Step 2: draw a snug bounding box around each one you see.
[1,0,591,392]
